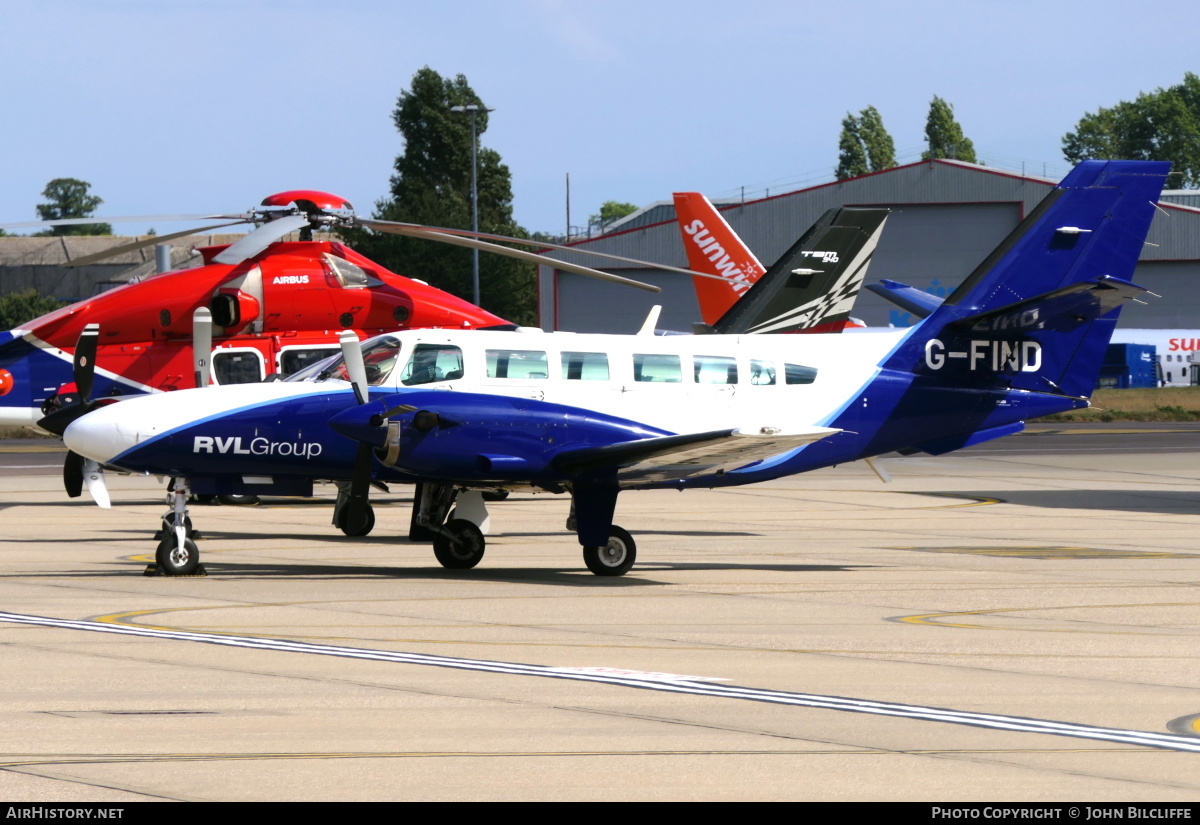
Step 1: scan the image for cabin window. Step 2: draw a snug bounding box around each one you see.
[562,351,609,381]
[750,360,777,385]
[784,363,818,385]
[401,344,464,386]
[213,350,265,385]
[633,353,682,383]
[279,346,339,377]
[694,355,738,384]
[486,349,549,380]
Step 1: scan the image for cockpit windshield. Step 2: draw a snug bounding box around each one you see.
[284,336,403,386]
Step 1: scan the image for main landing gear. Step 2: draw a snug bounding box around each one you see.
[150,478,204,576]
[333,481,375,536]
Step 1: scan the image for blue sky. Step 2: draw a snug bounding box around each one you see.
[3,0,1198,237]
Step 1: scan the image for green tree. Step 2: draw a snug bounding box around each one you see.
[835,114,869,180]
[1063,73,1200,188]
[590,201,638,231]
[0,288,68,329]
[836,107,896,180]
[342,67,535,325]
[34,178,112,236]
[858,106,897,172]
[922,96,977,163]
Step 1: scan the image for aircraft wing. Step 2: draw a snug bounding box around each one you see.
[551,426,840,486]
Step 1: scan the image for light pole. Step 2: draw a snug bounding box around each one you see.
[450,103,493,307]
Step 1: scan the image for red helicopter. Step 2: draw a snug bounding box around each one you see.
[0,189,665,433]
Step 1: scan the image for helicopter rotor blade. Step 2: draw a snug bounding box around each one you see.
[358,220,662,293]
[213,214,310,265]
[362,220,732,283]
[63,221,248,268]
[0,212,251,231]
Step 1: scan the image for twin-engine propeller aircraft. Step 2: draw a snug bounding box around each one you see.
[59,161,1168,578]
[674,191,883,334]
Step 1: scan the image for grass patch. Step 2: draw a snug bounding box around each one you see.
[1041,386,1200,422]
[0,426,54,439]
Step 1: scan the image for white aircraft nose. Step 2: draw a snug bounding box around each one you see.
[63,403,144,464]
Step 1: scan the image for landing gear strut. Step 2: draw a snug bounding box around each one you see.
[151,478,204,576]
[571,483,637,577]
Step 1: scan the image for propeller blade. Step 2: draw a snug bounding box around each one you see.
[74,323,99,403]
[339,331,369,405]
[193,307,213,387]
[362,219,731,282]
[83,459,111,509]
[213,214,310,265]
[63,450,85,498]
[63,221,248,268]
[359,220,662,293]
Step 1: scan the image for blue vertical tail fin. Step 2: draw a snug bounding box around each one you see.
[883,160,1170,398]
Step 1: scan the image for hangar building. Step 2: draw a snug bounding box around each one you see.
[537,159,1200,334]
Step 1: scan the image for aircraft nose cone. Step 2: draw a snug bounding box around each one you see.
[63,403,141,464]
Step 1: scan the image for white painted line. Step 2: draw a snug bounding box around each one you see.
[2,610,1197,753]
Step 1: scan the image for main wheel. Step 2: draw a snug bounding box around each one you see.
[482,490,510,502]
[333,502,375,537]
[433,519,486,569]
[218,494,260,506]
[155,535,200,576]
[583,526,636,577]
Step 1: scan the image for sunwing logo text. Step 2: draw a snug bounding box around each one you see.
[194,436,323,459]
[682,219,754,293]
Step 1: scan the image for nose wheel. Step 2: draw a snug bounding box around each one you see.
[433,519,486,569]
[583,526,636,576]
[148,478,206,576]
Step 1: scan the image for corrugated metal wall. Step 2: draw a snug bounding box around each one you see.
[540,160,1200,332]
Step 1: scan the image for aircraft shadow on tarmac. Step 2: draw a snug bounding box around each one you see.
[948,489,1200,516]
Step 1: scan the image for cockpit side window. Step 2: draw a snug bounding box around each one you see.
[361,337,403,386]
[401,344,464,385]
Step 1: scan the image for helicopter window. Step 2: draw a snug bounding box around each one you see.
[784,363,818,385]
[561,351,609,381]
[487,349,548,380]
[633,353,682,383]
[280,346,340,377]
[750,360,777,385]
[694,355,738,384]
[401,344,463,386]
[323,254,374,289]
[213,350,265,385]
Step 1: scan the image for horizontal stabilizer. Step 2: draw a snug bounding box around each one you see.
[865,280,944,319]
[949,275,1147,336]
[553,426,839,485]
